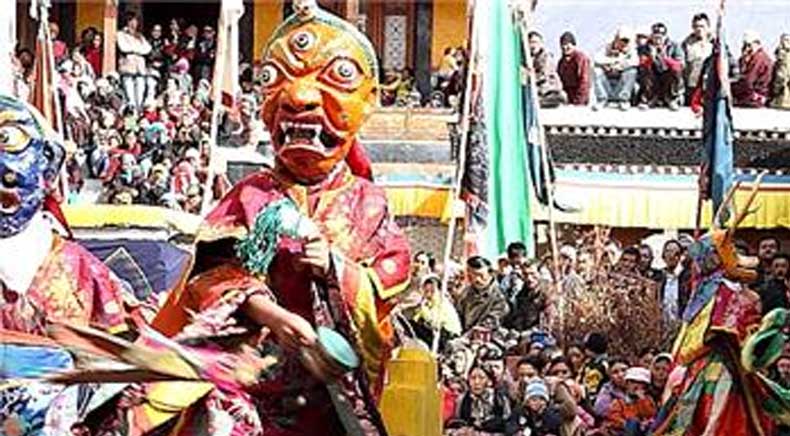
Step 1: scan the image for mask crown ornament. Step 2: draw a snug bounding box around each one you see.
[0,95,65,237]
[690,172,766,282]
[260,2,379,184]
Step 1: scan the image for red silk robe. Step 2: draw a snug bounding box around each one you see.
[0,235,131,335]
[151,164,411,435]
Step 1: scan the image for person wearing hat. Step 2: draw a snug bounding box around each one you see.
[772,33,790,109]
[637,22,684,111]
[732,29,775,107]
[557,31,592,105]
[649,353,673,403]
[592,25,640,111]
[604,366,657,436]
[505,378,578,436]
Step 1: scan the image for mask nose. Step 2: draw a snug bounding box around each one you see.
[281,80,322,113]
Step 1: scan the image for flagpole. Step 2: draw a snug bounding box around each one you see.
[432,0,478,354]
[515,0,564,339]
[696,0,727,236]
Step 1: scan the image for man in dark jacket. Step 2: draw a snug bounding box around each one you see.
[657,239,691,325]
[638,22,685,110]
[503,260,548,331]
[557,31,592,105]
[733,30,774,107]
[457,256,510,330]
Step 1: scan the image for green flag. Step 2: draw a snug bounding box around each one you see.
[479,0,533,259]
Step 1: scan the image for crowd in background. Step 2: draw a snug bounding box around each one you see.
[395,232,790,435]
[10,12,271,210]
[526,12,790,111]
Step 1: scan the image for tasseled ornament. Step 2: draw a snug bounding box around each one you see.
[236,198,318,275]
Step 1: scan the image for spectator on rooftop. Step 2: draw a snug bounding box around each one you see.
[593,26,640,111]
[527,31,567,108]
[456,256,510,331]
[682,13,714,103]
[772,33,790,109]
[732,30,774,107]
[557,31,592,106]
[637,22,685,111]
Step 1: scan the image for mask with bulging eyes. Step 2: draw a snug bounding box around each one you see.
[0,95,64,237]
[260,8,378,184]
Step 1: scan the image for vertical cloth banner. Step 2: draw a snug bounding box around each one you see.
[211,0,244,110]
[461,0,533,259]
[30,1,59,133]
[700,5,733,225]
[203,0,244,213]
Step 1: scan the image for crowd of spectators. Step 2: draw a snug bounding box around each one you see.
[396,231,790,435]
[530,13,790,111]
[10,12,271,210]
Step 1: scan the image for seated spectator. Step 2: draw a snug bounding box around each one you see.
[511,356,544,404]
[732,30,774,107]
[593,26,639,110]
[649,353,672,404]
[407,274,462,349]
[682,13,714,103]
[579,332,610,405]
[438,47,459,80]
[557,31,592,106]
[503,260,548,332]
[566,344,586,377]
[449,365,511,433]
[505,380,565,436]
[456,256,510,331]
[772,33,790,109]
[759,253,790,315]
[604,367,657,436]
[527,31,567,108]
[593,357,629,420]
[500,241,529,304]
[638,23,684,110]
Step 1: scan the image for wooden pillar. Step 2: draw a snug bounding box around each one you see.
[413,0,432,100]
[103,0,118,75]
[344,0,359,25]
[366,0,384,63]
[239,0,254,63]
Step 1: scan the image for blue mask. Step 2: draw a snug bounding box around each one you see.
[0,95,64,237]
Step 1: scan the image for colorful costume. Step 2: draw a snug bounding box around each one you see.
[651,181,790,436]
[0,95,134,434]
[84,5,410,436]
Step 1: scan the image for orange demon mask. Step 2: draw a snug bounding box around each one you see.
[260,7,379,184]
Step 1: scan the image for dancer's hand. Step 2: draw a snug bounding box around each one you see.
[298,227,331,277]
[272,310,318,353]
